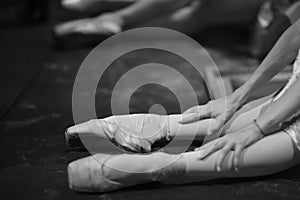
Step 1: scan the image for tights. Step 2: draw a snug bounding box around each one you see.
[70,94,300,184]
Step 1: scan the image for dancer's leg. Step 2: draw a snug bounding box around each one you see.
[62,0,137,14]
[68,131,300,192]
[136,0,265,34]
[167,94,272,141]
[57,0,265,39]
[173,131,300,184]
[105,131,300,185]
[66,95,272,149]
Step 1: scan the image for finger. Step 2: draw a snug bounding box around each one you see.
[195,139,226,159]
[180,110,211,124]
[179,113,202,124]
[233,144,243,171]
[216,143,233,172]
[207,116,225,135]
[182,105,206,114]
[182,106,203,114]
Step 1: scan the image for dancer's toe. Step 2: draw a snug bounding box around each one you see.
[68,154,123,192]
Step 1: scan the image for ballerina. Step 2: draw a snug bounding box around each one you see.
[66,18,300,192]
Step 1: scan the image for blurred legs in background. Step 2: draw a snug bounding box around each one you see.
[251,0,300,60]
[53,0,265,49]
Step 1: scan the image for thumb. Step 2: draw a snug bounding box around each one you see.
[179,113,201,124]
[182,106,200,114]
[207,116,225,135]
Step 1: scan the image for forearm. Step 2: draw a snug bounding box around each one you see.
[115,0,196,26]
[256,78,300,135]
[234,19,300,106]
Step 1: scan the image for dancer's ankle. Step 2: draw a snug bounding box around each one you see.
[156,153,187,184]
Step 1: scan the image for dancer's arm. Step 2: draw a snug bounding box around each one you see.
[235,19,300,105]
[180,19,300,133]
[197,78,300,171]
[114,0,197,26]
[256,78,300,134]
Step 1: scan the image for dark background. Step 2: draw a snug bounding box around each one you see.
[0,1,300,199]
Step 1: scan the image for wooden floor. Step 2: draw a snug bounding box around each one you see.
[1,7,300,200]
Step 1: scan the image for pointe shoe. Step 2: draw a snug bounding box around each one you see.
[61,0,135,13]
[67,153,186,192]
[52,14,123,49]
[65,115,173,153]
[100,119,153,153]
[65,119,152,152]
[250,0,292,60]
[65,115,172,153]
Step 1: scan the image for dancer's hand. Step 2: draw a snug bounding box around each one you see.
[179,94,242,135]
[194,123,264,171]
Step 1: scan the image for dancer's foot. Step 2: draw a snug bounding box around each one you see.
[61,0,135,14]
[65,115,172,153]
[67,152,186,192]
[53,13,123,49]
[250,0,292,60]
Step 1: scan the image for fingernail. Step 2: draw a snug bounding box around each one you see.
[197,150,205,159]
[217,166,221,172]
[178,118,184,123]
[179,117,188,123]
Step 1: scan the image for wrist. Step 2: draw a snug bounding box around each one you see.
[253,119,267,136]
[231,88,249,109]
[254,117,279,136]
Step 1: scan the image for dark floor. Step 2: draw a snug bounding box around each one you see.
[1,3,300,200]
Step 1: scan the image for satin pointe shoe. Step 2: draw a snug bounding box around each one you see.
[52,13,123,49]
[61,0,135,14]
[65,115,172,153]
[67,153,187,192]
